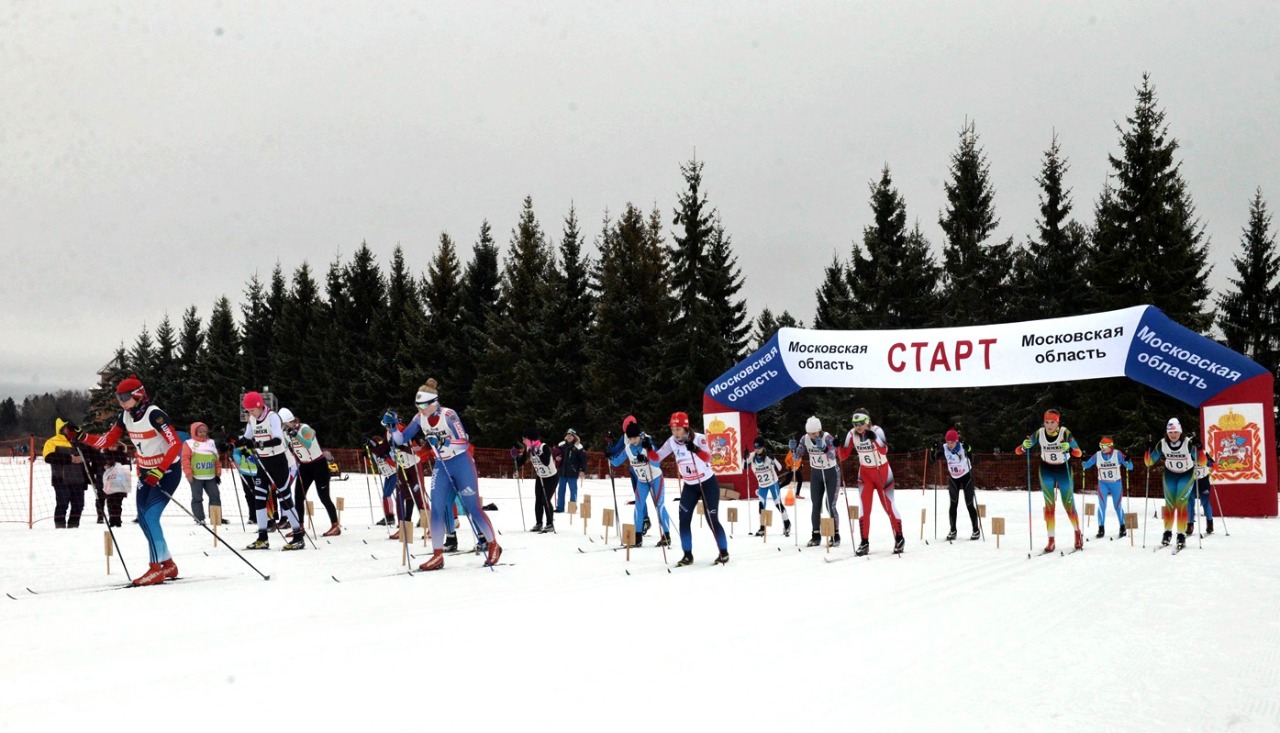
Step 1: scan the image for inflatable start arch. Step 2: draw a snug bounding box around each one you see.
[701,306,1276,517]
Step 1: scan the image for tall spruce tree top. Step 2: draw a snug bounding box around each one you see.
[408,232,465,406]
[270,262,327,431]
[852,166,940,329]
[150,315,179,419]
[814,254,854,330]
[199,296,242,435]
[939,121,1011,325]
[455,221,502,416]
[469,197,558,444]
[240,273,272,391]
[388,245,426,400]
[1009,136,1090,321]
[1218,189,1278,370]
[667,159,748,415]
[545,206,595,435]
[1090,74,1212,332]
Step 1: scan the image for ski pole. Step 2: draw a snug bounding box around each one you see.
[227,457,245,530]
[250,453,317,549]
[1024,437,1033,558]
[73,444,131,582]
[932,449,938,541]
[157,485,271,580]
[362,448,377,525]
[429,438,495,568]
[513,454,527,531]
[1142,441,1152,549]
[1209,482,1230,536]
[605,456,625,546]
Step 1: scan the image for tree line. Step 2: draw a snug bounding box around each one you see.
[7,75,1274,454]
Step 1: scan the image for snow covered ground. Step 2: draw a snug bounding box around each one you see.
[3,472,1278,732]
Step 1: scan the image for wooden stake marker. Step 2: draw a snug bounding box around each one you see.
[568,501,577,526]
[420,511,430,546]
[602,507,615,545]
[104,531,113,575]
[727,506,738,536]
[211,505,222,546]
[306,500,316,536]
[919,507,927,540]
[848,505,860,522]
[761,508,773,542]
[991,517,1005,549]
[400,521,412,566]
[697,500,705,527]
[622,524,635,561]
[581,501,592,535]
[1084,502,1095,529]
[1125,512,1138,547]
[336,496,345,525]
[821,517,835,553]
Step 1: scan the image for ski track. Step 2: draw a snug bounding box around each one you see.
[2,480,1279,731]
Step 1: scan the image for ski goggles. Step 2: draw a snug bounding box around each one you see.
[851,413,870,426]
[415,391,439,409]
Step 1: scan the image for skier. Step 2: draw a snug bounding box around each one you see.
[1081,436,1133,539]
[390,378,501,570]
[747,436,791,538]
[278,408,341,537]
[229,438,263,528]
[607,415,672,547]
[181,421,223,525]
[514,428,559,533]
[1187,451,1216,535]
[554,428,587,513]
[784,438,805,499]
[368,420,425,541]
[1015,409,1083,553]
[1144,417,1202,550]
[236,391,306,551]
[789,417,840,548]
[647,411,729,566]
[840,410,905,555]
[931,428,979,542]
[63,376,183,586]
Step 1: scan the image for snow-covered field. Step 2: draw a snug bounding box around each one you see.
[3,471,1278,732]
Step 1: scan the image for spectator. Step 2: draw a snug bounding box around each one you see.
[182,422,224,525]
[43,418,89,528]
[554,428,588,512]
[82,443,131,527]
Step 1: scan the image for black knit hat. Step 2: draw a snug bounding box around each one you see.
[624,422,642,439]
[523,427,540,441]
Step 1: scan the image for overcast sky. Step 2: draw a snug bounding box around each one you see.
[3,1,1278,402]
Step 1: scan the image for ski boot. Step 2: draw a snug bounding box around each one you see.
[831,531,841,547]
[783,519,792,537]
[657,532,672,547]
[1205,519,1214,535]
[284,531,306,550]
[531,522,543,533]
[1074,529,1084,550]
[476,536,489,554]
[1118,524,1128,538]
[132,562,167,587]
[1176,533,1186,550]
[754,525,766,537]
[970,529,981,541]
[676,552,694,567]
[443,533,459,552]
[806,532,822,548]
[387,527,401,541]
[642,517,651,535]
[1186,522,1195,536]
[1161,530,1172,547]
[714,549,730,565]
[893,534,905,554]
[855,539,870,556]
[484,541,503,567]
[1043,537,1056,553]
[1096,526,1105,539]
[946,529,958,542]
[419,550,445,571]
[634,533,644,547]
[246,537,270,550]
[376,515,395,527]
[160,558,179,580]
[323,523,341,537]
[542,522,556,534]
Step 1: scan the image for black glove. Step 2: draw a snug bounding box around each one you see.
[234,436,254,449]
[605,431,615,444]
[214,475,221,485]
[61,421,82,443]
[641,436,655,451]
[285,426,298,437]
[1189,433,1201,447]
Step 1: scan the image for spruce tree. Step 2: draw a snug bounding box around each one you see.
[813,255,854,330]
[240,273,273,391]
[938,121,1012,325]
[1218,189,1279,374]
[412,233,465,401]
[199,297,243,437]
[333,243,395,441]
[586,204,674,436]
[545,206,595,436]
[1009,136,1090,321]
[851,166,941,329]
[470,197,558,444]
[271,262,328,431]
[1089,74,1212,331]
[128,326,155,382]
[455,221,502,417]
[387,245,426,400]
[150,315,181,422]
[0,397,17,439]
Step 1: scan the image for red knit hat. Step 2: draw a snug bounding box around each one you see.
[945,429,960,442]
[242,391,265,410]
[116,375,146,402]
[670,412,690,429]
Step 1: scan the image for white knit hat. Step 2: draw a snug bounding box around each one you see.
[805,416,822,434]
[1166,417,1182,432]
[278,407,296,423]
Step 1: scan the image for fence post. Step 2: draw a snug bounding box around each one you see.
[28,434,36,529]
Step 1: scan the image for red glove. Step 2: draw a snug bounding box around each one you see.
[141,468,164,486]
